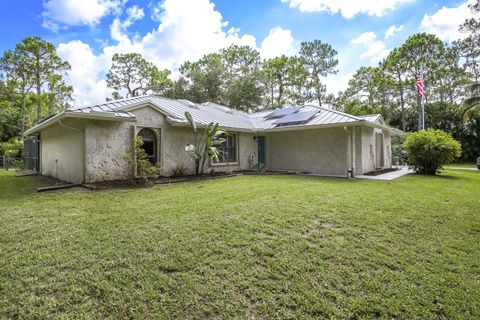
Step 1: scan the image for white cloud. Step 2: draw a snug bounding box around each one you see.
[385,25,404,39]
[42,0,125,30]
[259,27,296,59]
[57,40,113,105]
[280,0,413,19]
[58,0,290,105]
[420,0,477,42]
[323,72,354,95]
[350,32,389,62]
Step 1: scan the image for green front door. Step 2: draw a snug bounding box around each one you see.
[257,136,265,164]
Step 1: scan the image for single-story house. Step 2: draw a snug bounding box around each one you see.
[25,95,395,184]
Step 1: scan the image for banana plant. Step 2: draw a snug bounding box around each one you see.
[463,83,480,122]
[184,111,227,175]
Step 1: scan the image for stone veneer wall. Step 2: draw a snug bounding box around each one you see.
[84,121,134,183]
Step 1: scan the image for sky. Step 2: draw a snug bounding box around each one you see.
[0,0,477,106]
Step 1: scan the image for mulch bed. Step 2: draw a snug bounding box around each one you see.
[363,168,399,176]
[82,173,241,190]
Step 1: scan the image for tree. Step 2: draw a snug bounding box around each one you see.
[299,40,338,105]
[397,33,445,129]
[184,111,226,175]
[45,74,73,115]
[383,48,409,130]
[0,51,33,135]
[463,83,480,121]
[262,55,308,109]
[107,53,172,98]
[221,45,263,111]
[404,129,461,175]
[179,53,224,103]
[15,37,71,120]
[459,0,480,82]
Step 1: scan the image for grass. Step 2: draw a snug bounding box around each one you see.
[1,169,479,319]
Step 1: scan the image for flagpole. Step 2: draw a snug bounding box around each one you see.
[421,67,425,130]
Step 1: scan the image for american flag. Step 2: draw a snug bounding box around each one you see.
[416,70,425,97]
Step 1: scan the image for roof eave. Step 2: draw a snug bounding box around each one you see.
[24,111,136,136]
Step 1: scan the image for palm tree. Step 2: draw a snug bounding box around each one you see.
[463,83,480,121]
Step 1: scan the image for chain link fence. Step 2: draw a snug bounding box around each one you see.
[0,156,23,170]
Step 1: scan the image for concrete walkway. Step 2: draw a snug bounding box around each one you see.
[355,166,412,181]
[449,167,479,171]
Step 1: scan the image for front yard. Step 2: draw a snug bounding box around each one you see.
[1,168,479,319]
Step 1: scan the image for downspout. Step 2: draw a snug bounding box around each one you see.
[344,126,355,178]
[132,124,137,178]
[351,127,356,178]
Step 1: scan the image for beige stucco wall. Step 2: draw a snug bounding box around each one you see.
[266,127,350,176]
[162,125,256,176]
[360,126,392,174]
[40,119,84,184]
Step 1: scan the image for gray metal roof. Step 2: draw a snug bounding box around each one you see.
[66,95,389,132]
[357,114,384,124]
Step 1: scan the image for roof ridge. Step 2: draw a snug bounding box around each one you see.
[309,105,364,121]
[72,94,153,111]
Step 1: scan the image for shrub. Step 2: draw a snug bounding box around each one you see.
[126,137,162,183]
[0,138,23,158]
[391,133,407,165]
[403,129,461,175]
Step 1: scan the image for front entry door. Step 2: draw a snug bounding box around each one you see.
[257,136,266,165]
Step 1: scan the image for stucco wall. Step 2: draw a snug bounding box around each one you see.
[354,126,363,176]
[266,127,349,176]
[162,125,256,175]
[83,105,256,180]
[84,121,133,183]
[40,120,84,184]
[360,126,392,174]
[384,131,392,168]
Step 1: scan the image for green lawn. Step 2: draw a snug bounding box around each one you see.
[1,169,479,319]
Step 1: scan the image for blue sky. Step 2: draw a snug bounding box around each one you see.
[0,0,475,105]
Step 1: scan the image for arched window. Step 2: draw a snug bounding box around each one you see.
[137,128,157,164]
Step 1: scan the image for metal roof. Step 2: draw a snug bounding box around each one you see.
[28,95,394,134]
[357,114,384,124]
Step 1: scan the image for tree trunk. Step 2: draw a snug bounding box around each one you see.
[36,59,41,122]
[20,93,26,136]
[399,86,406,131]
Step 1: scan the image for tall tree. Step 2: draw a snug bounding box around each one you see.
[0,50,34,135]
[459,0,480,82]
[15,37,71,121]
[107,53,172,98]
[299,40,338,106]
[383,48,408,130]
[221,45,263,111]
[179,53,224,103]
[45,74,73,114]
[397,33,445,129]
[262,55,307,109]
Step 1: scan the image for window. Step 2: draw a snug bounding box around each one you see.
[137,128,157,164]
[217,134,237,163]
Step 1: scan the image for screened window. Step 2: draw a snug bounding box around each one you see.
[217,134,237,163]
[137,128,157,164]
